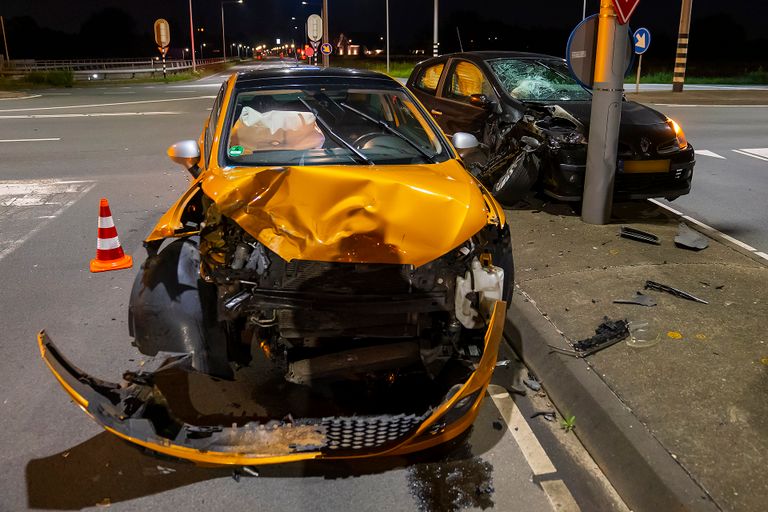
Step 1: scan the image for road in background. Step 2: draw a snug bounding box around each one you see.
[0,62,625,511]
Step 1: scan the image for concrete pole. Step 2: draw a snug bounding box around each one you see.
[322,0,329,67]
[433,0,439,57]
[583,0,587,20]
[386,0,390,74]
[188,0,196,71]
[1,15,9,62]
[221,3,227,60]
[672,0,693,92]
[581,0,627,225]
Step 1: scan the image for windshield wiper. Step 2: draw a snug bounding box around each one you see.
[297,97,373,165]
[339,102,436,163]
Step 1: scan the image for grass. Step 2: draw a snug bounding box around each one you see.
[331,57,416,79]
[24,70,74,87]
[629,68,768,85]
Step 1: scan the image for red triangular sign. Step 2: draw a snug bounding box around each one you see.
[612,0,640,25]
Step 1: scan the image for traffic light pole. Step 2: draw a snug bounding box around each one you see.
[672,0,694,92]
[581,0,628,224]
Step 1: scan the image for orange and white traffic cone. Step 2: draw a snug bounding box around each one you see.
[89,198,133,273]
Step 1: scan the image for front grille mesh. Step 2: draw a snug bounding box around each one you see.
[321,413,429,452]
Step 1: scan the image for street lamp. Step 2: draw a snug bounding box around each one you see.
[188,0,196,71]
[221,0,244,60]
[200,42,207,59]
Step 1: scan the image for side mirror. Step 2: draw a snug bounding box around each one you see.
[452,132,480,150]
[167,140,201,177]
[469,94,493,109]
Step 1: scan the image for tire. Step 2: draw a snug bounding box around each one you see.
[128,237,232,378]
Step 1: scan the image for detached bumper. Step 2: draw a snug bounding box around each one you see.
[37,301,505,466]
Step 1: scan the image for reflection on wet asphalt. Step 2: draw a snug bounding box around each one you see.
[407,443,494,512]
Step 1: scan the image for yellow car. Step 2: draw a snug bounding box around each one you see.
[39,67,513,466]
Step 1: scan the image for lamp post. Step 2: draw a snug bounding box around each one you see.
[188,0,196,71]
[385,0,390,73]
[221,0,244,60]
[433,0,438,57]
[200,42,206,60]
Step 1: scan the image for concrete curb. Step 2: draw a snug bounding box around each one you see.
[504,291,720,512]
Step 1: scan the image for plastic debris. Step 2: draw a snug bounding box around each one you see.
[619,226,660,245]
[613,291,657,307]
[626,321,660,348]
[530,410,556,422]
[675,222,709,250]
[241,466,260,477]
[548,317,629,358]
[645,280,709,304]
[495,360,511,368]
[523,374,542,392]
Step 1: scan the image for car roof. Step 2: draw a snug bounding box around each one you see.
[421,51,563,63]
[235,66,401,88]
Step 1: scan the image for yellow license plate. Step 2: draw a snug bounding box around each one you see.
[621,160,671,173]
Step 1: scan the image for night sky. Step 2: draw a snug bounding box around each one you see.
[2,0,767,70]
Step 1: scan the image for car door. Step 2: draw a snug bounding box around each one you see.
[437,59,496,137]
[409,60,448,123]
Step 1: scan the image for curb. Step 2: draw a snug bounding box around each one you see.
[504,290,720,512]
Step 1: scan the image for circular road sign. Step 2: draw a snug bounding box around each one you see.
[307,14,323,42]
[320,43,333,56]
[153,19,170,48]
[633,27,651,55]
[566,14,633,90]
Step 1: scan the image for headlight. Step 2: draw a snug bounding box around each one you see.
[667,118,688,149]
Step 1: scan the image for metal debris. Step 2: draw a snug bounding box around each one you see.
[241,466,260,477]
[613,291,657,307]
[645,280,709,304]
[619,226,661,245]
[495,360,511,368]
[675,222,708,250]
[530,410,556,422]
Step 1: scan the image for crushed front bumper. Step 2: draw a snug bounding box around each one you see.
[38,301,506,466]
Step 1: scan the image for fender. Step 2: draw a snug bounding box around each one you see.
[145,174,205,242]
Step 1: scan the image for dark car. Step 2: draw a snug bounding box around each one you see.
[406,51,695,204]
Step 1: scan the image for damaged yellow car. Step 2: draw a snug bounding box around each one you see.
[39,67,513,466]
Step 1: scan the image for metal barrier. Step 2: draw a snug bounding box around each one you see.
[0,57,237,79]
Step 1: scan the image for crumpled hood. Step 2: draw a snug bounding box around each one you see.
[200,160,495,266]
[539,100,668,129]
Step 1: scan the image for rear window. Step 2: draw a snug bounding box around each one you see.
[415,63,444,94]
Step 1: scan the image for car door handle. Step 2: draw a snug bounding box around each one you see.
[430,109,443,116]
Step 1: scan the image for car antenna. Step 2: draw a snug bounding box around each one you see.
[456,26,464,52]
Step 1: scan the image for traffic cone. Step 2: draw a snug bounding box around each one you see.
[90,198,133,273]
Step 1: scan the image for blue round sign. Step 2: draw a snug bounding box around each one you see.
[633,27,651,55]
[320,43,333,55]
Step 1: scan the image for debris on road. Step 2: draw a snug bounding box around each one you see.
[241,466,260,477]
[645,280,709,304]
[156,465,176,475]
[613,291,657,307]
[619,226,661,245]
[495,360,511,368]
[675,222,709,250]
[549,318,630,358]
[530,410,556,422]
[523,374,542,392]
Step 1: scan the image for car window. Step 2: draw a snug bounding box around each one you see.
[204,83,227,166]
[222,86,449,166]
[415,63,445,94]
[445,61,494,103]
[488,58,591,102]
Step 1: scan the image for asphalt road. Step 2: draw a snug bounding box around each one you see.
[0,63,625,511]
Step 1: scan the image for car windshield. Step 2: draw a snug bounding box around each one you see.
[488,58,591,102]
[222,86,447,166]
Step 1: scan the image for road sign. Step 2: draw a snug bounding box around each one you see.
[612,0,640,25]
[305,45,315,58]
[566,14,633,90]
[320,43,333,56]
[307,14,323,42]
[153,19,170,48]
[633,27,651,54]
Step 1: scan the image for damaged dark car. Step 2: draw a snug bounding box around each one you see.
[407,51,695,205]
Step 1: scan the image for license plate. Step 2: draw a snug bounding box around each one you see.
[619,160,671,173]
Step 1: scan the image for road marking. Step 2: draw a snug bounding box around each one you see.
[0,94,42,101]
[488,385,579,511]
[0,179,95,262]
[755,252,768,262]
[0,137,61,142]
[0,111,182,119]
[653,104,768,108]
[0,95,216,113]
[649,199,765,260]
[733,148,768,162]
[694,149,725,159]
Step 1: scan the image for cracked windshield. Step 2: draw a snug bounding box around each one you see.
[488,58,592,102]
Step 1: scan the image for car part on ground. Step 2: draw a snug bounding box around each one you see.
[644,280,709,304]
[619,226,661,245]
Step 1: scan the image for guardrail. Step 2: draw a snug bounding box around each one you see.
[0,57,238,79]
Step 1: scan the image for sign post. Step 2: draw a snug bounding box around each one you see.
[633,27,651,94]
[581,0,632,225]
[307,14,322,66]
[154,19,171,79]
[322,0,330,68]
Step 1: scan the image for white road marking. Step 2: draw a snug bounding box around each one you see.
[0,94,42,101]
[0,95,215,113]
[755,252,768,261]
[733,148,768,162]
[694,149,725,159]
[0,137,61,142]
[0,111,182,119]
[649,199,765,259]
[0,179,95,262]
[653,104,768,108]
[488,385,580,511]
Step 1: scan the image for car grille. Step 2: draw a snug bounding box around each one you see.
[321,412,429,453]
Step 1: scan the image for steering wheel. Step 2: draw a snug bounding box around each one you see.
[352,132,386,149]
